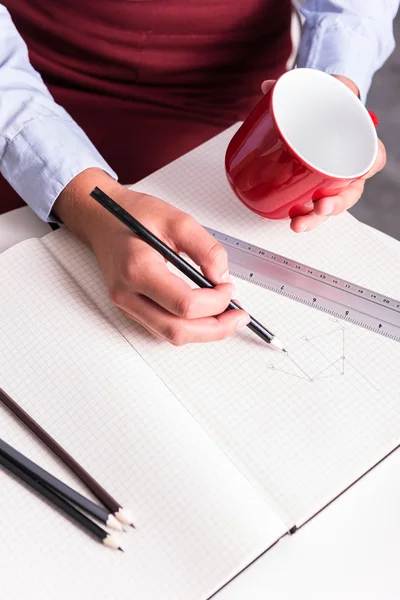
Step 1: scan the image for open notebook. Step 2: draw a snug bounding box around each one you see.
[1,125,400,600]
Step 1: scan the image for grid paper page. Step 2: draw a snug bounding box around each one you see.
[0,239,286,600]
[43,125,400,528]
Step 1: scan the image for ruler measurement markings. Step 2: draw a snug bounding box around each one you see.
[230,269,399,341]
[206,227,400,342]
[209,229,400,314]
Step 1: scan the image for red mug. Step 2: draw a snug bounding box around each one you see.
[225,68,379,220]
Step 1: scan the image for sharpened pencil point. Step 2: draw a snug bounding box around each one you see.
[269,336,286,353]
[130,523,136,529]
[118,547,124,552]
[103,533,122,550]
[115,507,135,526]
[107,514,124,532]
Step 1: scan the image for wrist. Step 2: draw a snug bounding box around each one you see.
[53,168,128,248]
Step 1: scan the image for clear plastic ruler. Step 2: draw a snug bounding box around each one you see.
[206,227,400,343]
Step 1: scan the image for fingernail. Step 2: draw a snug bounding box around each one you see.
[321,200,334,216]
[298,224,307,233]
[220,271,232,283]
[237,314,251,330]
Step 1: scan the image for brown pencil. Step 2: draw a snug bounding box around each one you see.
[0,387,135,526]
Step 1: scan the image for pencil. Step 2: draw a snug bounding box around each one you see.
[0,438,122,531]
[0,388,135,527]
[0,454,123,550]
[90,187,286,352]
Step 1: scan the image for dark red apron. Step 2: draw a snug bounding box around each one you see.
[1,0,292,213]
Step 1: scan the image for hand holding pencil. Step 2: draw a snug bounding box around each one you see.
[53,171,255,346]
[89,186,286,351]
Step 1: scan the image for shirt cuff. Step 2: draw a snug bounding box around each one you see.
[1,116,117,222]
[297,17,381,103]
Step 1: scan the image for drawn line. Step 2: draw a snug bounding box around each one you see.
[268,368,311,382]
[267,325,379,391]
[312,357,344,380]
[314,373,345,381]
[285,355,313,382]
[307,338,344,377]
[345,361,380,392]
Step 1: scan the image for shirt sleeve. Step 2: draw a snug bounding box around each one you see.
[0,5,117,222]
[297,0,400,102]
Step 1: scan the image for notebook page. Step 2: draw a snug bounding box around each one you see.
[0,239,286,600]
[42,125,400,528]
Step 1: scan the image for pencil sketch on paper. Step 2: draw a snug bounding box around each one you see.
[266,319,379,391]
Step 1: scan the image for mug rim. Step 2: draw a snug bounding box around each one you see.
[271,68,379,181]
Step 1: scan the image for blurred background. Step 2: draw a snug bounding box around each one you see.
[350,10,400,240]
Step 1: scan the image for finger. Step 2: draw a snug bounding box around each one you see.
[121,293,250,345]
[119,306,165,342]
[133,261,235,318]
[290,212,328,233]
[169,215,231,284]
[363,139,386,180]
[313,180,365,217]
[261,79,275,95]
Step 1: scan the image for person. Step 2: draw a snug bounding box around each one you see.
[0,1,397,345]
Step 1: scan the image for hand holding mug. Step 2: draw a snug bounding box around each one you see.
[225,69,386,232]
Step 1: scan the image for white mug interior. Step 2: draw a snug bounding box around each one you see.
[272,68,378,179]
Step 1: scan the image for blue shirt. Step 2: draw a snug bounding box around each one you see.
[0,0,399,222]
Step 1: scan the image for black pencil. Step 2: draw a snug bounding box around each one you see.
[0,453,123,550]
[0,388,135,527]
[0,438,122,531]
[90,187,286,352]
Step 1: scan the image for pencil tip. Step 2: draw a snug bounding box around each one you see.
[130,524,136,529]
[282,348,288,354]
[115,507,135,526]
[118,547,124,552]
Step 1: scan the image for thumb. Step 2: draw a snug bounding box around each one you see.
[261,79,276,95]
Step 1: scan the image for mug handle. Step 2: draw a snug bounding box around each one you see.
[368,111,379,127]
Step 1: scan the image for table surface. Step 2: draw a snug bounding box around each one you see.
[2,207,400,600]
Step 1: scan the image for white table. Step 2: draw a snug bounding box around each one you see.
[2,207,400,600]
